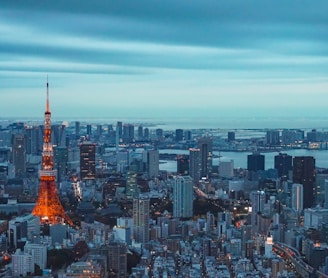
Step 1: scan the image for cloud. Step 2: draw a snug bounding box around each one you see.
[0,0,328,118]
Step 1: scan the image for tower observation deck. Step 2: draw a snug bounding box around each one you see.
[32,81,73,226]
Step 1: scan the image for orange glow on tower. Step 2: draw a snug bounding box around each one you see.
[32,80,73,226]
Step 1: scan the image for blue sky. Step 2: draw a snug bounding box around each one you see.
[1,0,328,120]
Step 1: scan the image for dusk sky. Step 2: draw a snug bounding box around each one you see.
[1,1,328,121]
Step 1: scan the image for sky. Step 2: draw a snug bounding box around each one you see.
[1,1,328,122]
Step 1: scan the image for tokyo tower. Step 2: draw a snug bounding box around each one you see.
[32,80,73,226]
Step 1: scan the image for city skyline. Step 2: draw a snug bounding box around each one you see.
[1,1,328,120]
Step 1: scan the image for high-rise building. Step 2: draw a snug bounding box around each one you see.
[292,183,303,212]
[123,124,134,143]
[52,124,66,147]
[25,126,42,155]
[156,128,163,139]
[146,150,159,178]
[86,124,92,136]
[96,124,102,137]
[108,241,127,278]
[12,249,34,277]
[24,243,47,270]
[189,148,201,181]
[75,121,80,136]
[116,121,123,139]
[12,134,26,178]
[32,81,72,226]
[144,128,149,140]
[137,125,143,140]
[133,197,150,245]
[250,190,266,227]
[197,137,213,178]
[54,146,68,182]
[274,153,292,178]
[293,156,315,209]
[175,129,183,142]
[228,131,235,142]
[80,141,96,180]
[247,153,265,172]
[177,155,189,176]
[173,176,193,218]
[184,130,192,141]
[266,130,280,145]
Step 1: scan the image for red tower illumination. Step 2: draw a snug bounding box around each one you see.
[32,80,73,226]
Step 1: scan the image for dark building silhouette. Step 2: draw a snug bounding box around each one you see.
[293,156,315,209]
[177,155,189,176]
[137,125,143,139]
[175,129,183,142]
[12,134,26,178]
[75,121,80,136]
[197,137,213,178]
[247,153,265,172]
[122,124,134,143]
[228,131,235,142]
[80,142,96,180]
[54,146,68,182]
[86,124,92,136]
[274,153,292,177]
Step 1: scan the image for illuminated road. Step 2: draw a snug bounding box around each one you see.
[273,242,328,278]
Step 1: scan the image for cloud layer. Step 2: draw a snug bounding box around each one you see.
[0,0,328,118]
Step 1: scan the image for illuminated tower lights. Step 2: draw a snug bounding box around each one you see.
[32,80,73,226]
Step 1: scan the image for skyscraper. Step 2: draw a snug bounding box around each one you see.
[12,134,26,178]
[274,153,292,178]
[177,155,189,176]
[197,137,213,178]
[54,146,68,182]
[293,156,315,209]
[250,190,266,228]
[32,81,72,225]
[173,176,193,218]
[146,150,159,178]
[133,197,150,245]
[189,148,201,181]
[80,141,96,180]
[266,130,280,145]
[75,121,80,137]
[175,129,183,142]
[247,153,265,171]
[292,183,303,212]
[108,242,127,278]
[227,131,235,142]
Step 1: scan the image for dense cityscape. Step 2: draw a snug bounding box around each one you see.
[0,82,328,278]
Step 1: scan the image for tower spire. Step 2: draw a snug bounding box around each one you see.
[46,76,50,113]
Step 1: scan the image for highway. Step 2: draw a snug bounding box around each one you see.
[273,242,328,278]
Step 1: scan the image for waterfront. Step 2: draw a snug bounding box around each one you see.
[159,149,328,172]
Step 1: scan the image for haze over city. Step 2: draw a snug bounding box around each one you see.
[1,0,328,122]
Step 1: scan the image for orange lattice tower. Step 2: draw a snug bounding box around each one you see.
[32,80,73,226]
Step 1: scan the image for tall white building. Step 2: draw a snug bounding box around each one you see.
[265,236,273,258]
[250,190,266,229]
[24,242,47,270]
[173,176,193,218]
[133,197,150,245]
[12,249,34,277]
[292,183,303,212]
